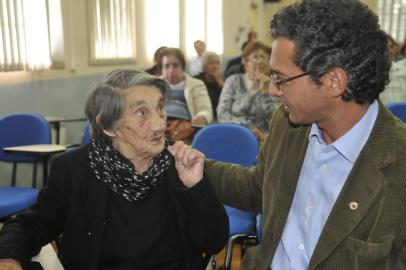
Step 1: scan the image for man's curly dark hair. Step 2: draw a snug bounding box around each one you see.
[271,0,390,104]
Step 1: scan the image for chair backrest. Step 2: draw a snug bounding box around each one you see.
[387,102,406,122]
[192,123,259,166]
[0,113,51,163]
[0,187,39,219]
[81,122,91,144]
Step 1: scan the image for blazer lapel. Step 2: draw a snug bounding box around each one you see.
[78,150,111,270]
[308,102,396,269]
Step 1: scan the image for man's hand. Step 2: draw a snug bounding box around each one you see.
[168,141,206,187]
[0,259,23,270]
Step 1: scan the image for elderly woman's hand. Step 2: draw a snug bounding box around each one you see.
[168,141,206,187]
[0,259,23,270]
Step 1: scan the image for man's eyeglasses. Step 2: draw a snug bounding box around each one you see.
[269,72,310,90]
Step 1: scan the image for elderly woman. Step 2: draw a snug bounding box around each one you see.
[194,51,224,119]
[161,48,213,126]
[0,70,228,270]
[217,41,279,141]
[145,46,167,76]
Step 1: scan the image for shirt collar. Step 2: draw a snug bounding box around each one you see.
[309,100,379,163]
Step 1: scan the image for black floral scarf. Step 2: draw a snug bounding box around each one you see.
[89,137,171,202]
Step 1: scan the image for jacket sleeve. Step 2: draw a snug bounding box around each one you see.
[187,77,214,124]
[205,106,285,212]
[0,154,69,267]
[172,177,229,254]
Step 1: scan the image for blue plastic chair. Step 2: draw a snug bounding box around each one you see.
[192,123,260,270]
[0,187,39,220]
[256,213,263,242]
[387,102,406,122]
[0,113,51,187]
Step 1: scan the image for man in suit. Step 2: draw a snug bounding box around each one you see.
[206,0,406,269]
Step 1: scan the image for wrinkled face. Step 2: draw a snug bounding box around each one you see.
[244,48,270,80]
[204,55,221,75]
[269,37,330,125]
[162,55,184,85]
[113,85,167,159]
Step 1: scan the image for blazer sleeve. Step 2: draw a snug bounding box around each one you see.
[172,177,229,254]
[0,154,69,267]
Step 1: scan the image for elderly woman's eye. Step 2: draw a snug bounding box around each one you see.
[135,109,146,116]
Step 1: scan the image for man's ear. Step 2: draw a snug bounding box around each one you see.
[322,67,348,98]
[96,114,116,137]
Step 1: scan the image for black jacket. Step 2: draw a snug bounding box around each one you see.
[0,144,229,270]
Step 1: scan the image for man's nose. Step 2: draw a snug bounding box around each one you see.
[268,82,283,97]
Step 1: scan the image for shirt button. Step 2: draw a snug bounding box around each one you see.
[298,244,305,250]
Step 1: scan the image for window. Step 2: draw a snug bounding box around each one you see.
[145,0,223,61]
[145,0,180,60]
[88,0,136,65]
[184,0,223,58]
[378,0,406,42]
[0,0,63,72]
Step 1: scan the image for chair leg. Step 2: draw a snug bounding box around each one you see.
[11,163,17,186]
[224,234,247,270]
[211,255,217,270]
[223,234,259,270]
[32,162,38,188]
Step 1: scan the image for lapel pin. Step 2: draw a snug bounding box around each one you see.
[349,202,359,210]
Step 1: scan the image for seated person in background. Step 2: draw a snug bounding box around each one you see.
[387,34,402,62]
[380,34,406,104]
[223,32,257,80]
[217,41,279,142]
[224,42,248,80]
[379,56,406,104]
[0,70,228,270]
[194,51,224,119]
[160,48,213,144]
[145,46,167,76]
[187,40,206,77]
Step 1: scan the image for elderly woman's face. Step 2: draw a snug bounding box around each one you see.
[204,55,221,76]
[162,55,184,85]
[113,85,167,159]
[244,48,270,81]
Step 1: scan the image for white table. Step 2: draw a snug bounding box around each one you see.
[3,144,67,186]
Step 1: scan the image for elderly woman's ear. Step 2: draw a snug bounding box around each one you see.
[102,129,116,138]
[96,114,116,137]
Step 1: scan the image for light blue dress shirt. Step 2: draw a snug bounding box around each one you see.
[271,100,379,270]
